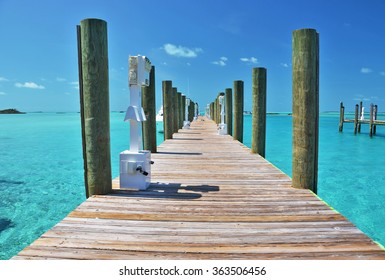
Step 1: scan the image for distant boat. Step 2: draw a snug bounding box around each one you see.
[156,106,164,133]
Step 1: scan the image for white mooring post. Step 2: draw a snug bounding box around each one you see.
[120,55,153,190]
[218,93,227,135]
[183,98,191,129]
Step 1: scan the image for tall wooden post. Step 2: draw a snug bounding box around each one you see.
[233,80,244,143]
[163,80,173,140]
[251,67,267,157]
[339,101,344,132]
[373,104,378,135]
[78,18,112,198]
[210,102,214,120]
[369,103,374,137]
[358,101,363,133]
[142,66,156,153]
[354,104,359,134]
[182,95,186,124]
[225,88,233,136]
[178,92,183,129]
[213,98,218,123]
[292,28,319,194]
[172,87,179,133]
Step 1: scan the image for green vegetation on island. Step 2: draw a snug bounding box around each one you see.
[0,108,26,114]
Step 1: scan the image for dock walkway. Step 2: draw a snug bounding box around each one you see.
[13,117,385,259]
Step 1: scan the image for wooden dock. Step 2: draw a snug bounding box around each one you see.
[13,117,385,259]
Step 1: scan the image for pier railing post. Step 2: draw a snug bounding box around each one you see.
[233,80,244,143]
[292,28,319,194]
[251,67,267,157]
[163,80,173,140]
[210,102,214,120]
[142,66,156,153]
[339,101,344,132]
[225,88,233,135]
[77,18,112,197]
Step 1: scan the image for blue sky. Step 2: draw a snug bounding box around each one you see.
[1,0,385,112]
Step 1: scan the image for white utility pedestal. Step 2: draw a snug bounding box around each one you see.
[218,94,227,135]
[183,97,191,129]
[120,55,152,190]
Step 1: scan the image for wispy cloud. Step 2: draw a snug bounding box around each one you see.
[281,63,289,68]
[163,43,203,58]
[361,67,372,74]
[70,81,79,90]
[0,76,9,82]
[0,91,6,95]
[240,57,258,64]
[212,57,228,66]
[380,71,385,76]
[15,82,45,89]
[56,77,67,82]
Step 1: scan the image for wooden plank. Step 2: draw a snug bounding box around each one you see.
[12,116,385,260]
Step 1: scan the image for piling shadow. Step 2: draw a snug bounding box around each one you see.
[111,182,219,200]
[171,138,203,141]
[156,151,202,155]
[0,179,24,186]
[0,218,14,233]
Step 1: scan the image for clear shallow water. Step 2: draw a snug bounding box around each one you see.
[1,112,384,259]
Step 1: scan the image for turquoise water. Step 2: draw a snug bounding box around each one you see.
[1,112,384,259]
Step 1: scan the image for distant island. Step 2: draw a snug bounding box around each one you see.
[0,108,26,114]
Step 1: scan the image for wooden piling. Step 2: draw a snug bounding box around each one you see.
[181,95,186,124]
[172,87,179,133]
[233,80,244,143]
[358,101,363,133]
[354,104,359,134]
[162,80,173,140]
[210,102,214,121]
[178,92,183,129]
[78,18,112,197]
[339,102,344,132]
[142,66,156,153]
[369,103,374,137]
[374,104,378,135]
[292,28,319,194]
[251,68,267,157]
[213,99,218,124]
[225,88,233,136]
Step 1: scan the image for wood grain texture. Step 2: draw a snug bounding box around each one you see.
[292,28,319,193]
[251,67,267,157]
[13,117,385,260]
[80,18,111,196]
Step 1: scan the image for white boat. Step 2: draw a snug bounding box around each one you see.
[156,106,164,133]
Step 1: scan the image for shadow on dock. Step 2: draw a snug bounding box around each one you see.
[111,182,220,200]
[156,151,202,155]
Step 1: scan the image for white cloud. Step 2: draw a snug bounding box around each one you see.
[56,77,67,82]
[240,57,258,64]
[361,67,372,74]
[163,43,202,58]
[212,56,228,66]
[15,82,45,89]
[0,76,9,82]
[0,91,6,95]
[281,63,289,68]
[70,81,79,90]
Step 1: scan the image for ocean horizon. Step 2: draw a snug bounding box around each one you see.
[1,112,384,259]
